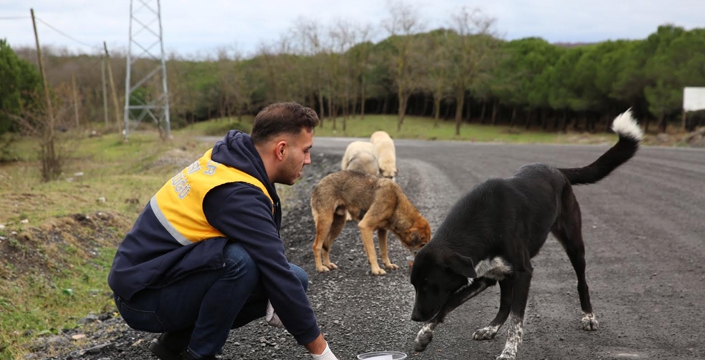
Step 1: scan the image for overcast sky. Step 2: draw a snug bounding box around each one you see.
[1,0,703,58]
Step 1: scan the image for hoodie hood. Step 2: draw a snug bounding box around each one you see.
[210,130,279,204]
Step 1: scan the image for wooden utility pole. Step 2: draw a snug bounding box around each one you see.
[72,74,80,127]
[682,110,688,131]
[31,8,60,181]
[102,56,109,126]
[30,8,54,124]
[103,41,121,132]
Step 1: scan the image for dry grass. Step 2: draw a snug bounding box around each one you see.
[0,129,212,359]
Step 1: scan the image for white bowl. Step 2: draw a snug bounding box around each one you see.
[357,350,407,360]
[406,255,415,270]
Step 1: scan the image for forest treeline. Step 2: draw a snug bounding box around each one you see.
[2,7,705,137]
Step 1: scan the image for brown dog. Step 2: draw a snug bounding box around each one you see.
[310,170,431,275]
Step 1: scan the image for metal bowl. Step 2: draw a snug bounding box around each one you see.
[357,350,408,359]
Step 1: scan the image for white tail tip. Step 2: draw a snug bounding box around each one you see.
[611,108,643,141]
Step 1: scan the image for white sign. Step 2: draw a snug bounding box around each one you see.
[683,87,705,111]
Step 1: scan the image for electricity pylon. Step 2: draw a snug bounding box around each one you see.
[124,0,170,140]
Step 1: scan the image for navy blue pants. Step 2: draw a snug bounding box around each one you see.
[115,242,308,358]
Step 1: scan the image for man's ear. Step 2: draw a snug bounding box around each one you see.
[275,140,286,160]
[445,253,477,278]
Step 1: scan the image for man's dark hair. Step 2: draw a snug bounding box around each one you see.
[250,102,320,145]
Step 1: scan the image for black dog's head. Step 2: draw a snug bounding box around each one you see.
[410,247,477,322]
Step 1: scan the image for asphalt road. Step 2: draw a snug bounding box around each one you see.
[302,137,705,360]
[33,137,705,360]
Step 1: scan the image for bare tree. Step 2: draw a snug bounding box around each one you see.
[382,0,425,131]
[166,52,197,125]
[215,45,254,121]
[418,29,453,127]
[255,35,307,107]
[349,22,376,120]
[447,7,498,135]
[255,41,283,104]
[328,18,363,131]
[292,17,330,121]
[13,86,76,182]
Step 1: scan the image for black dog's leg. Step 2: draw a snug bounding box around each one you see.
[563,232,598,330]
[473,279,512,340]
[552,189,598,331]
[413,278,494,352]
[497,270,532,360]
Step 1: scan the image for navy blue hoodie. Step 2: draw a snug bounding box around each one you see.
[108,130,320,345]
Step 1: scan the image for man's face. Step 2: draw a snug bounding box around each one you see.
[279,128,313,185]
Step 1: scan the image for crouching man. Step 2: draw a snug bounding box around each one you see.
[108,102,338,360]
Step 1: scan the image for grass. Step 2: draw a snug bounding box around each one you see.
[301,114,619,144]
[0,129,212,359]
[0,131,213,228]
[178,116,254,137]
[0,114,627,359]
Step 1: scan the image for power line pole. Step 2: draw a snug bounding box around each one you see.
[72,74,79,127]
[30,8,54,126]
[102,55,109,126]
[31,8,59,180]
[124,0,171,141]
[103,42,121,133]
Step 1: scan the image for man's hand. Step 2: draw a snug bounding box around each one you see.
[311,343,338,360]
[265,301,284,328]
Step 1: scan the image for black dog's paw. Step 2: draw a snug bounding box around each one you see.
[413,338,431,352]
[473,325,499,340]
[413,324,434,352]
[581,313,598,331]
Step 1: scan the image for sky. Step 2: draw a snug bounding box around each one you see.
[1,0,703,58]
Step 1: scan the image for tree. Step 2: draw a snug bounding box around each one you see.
[594,40,643,118]
[0,39,41,134]
[446,7,498,135]
[547,47,584,132]
[498,38,562,129]
[644,25,705,132]
[346,23,376,119]
[292,17,330,121]
[382,0,425,131]
[418,29,452,126]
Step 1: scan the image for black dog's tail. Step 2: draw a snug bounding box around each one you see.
[559,109,643,185]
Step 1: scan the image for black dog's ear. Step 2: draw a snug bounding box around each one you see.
[445,254,478,278]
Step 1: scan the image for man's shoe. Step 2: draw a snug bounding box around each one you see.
[179,349,216,360]
[148,333,184,360]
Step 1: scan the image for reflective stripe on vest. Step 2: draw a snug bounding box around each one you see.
[151,149,273,245]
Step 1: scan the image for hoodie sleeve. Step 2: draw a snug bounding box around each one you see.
[203,182,320,345]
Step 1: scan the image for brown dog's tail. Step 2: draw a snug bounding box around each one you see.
[559,109,642,186]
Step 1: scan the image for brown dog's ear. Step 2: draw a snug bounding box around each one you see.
[445,254,478,278]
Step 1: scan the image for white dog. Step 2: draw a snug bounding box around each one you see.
[341,141,379,221]
[370,131,397,181]
[341,141,379,176]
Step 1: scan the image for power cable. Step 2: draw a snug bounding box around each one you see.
[35,17,102,52]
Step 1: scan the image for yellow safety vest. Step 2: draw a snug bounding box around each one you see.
[150,149,273,245]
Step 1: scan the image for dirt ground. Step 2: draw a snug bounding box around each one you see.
[21,137,705,360]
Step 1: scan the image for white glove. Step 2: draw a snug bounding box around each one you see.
[265,301,285,328]
[311,343,338,360]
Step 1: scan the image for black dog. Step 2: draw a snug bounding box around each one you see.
[410,110,642,359]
